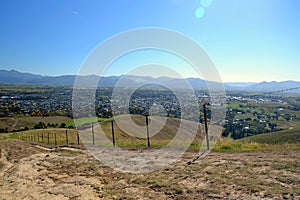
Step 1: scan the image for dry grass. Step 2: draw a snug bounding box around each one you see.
[14,129,80,145]
[0,116,73,131]
[0,139,299,199]
[11,115,204,148]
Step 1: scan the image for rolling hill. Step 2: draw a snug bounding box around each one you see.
[240,126,300,144]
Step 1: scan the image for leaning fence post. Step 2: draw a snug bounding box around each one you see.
[55,132,57,146]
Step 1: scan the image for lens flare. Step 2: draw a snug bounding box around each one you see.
[201,0,213,8]
[195,7,205,19]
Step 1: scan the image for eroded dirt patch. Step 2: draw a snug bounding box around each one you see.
[0,139,299,200]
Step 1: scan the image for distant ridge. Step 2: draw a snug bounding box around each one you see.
[245,80,300,92]
[0,69,300,93]
[224,82,256,87]
[0,70,43,84]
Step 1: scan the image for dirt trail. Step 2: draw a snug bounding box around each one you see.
[0,140,102,199]
[0,139,299,200]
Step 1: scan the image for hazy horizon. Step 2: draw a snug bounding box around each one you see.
[2,69,300,84]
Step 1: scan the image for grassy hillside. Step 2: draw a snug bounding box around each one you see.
[0,116,74,131]
[2,115,299,151]
[213,124,300,152]
[97,115,204,147]
[5,115,204,148]
[240,125,300,144]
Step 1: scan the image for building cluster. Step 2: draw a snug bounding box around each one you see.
[1,86,210,121]
[0,87,72,117]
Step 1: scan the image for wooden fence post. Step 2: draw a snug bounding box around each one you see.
[203,103,210,150]
[111,120,115,147]
[65,129,68,145]
[146,115,150,147]
[92,123,95,145]
[77,131,80,145]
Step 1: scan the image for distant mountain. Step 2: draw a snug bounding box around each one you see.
[0,70,212,89]
[0,69,299,93]
[0,70,96,85]
[29,75,100,85]
[243,81,300,93]
[225,82,256,87]
[0,70,43,84]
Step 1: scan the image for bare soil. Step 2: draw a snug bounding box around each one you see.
[0,139,299,200]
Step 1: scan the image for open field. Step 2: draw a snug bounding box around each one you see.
[0,139,299,200]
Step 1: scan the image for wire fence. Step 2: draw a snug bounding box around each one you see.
[14,115,205,148]
[16,129,80,145]
[15,118,151,147]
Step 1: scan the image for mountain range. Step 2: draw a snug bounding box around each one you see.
[1,69,300,93]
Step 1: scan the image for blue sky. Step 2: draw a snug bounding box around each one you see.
[0,0,299,82]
